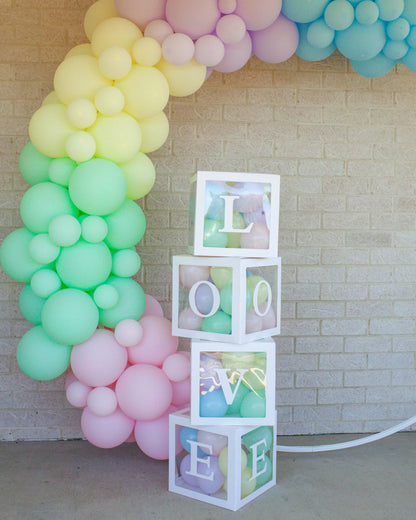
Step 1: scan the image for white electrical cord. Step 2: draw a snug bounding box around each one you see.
[275,414,416,453]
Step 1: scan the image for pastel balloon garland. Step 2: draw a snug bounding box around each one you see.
[1,0,415,457]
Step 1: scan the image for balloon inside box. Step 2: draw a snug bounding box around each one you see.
[190,339,276,426]
[172,255,281,344]
[189,171,280,258]
[169,408,276,512]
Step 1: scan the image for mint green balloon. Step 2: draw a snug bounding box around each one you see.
[81,216,108,243]
[112,248,141,277]
[225,382,250,416]
[30,268,62,299]
[48,214,81,247]
[240,390,266,418]
[68,158,127,215]
[243,426,273,453]
[203,219,228,248]
[41,288,99,345]
[246,453,273,489]
[202,310,232,334]
[104,199,146,250]
[48,157,77,187]
[99,276,146,329]
[28,233,60,264]
[93,283,119,309]
[16,325,72,381]
[19,284,46,325]
[19,142,51,186]
[0,228,45,283]
[56,240,112,291]
[220,284,251,315]
[20,181,79,233]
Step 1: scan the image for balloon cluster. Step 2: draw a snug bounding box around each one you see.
[199,352,267,419]
[178,425,273,496]
[66,315,191,457]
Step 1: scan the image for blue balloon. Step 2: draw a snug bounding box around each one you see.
[179,426,206,457]
[307,19,335,49]
[200,389,228,418]
[383,40,409,60]
[350,53,396,78]
[375,0,404,22]
[336,20,386,61]
[324,0,355,31]
[296,23,336,62]
[406,26,416,48]
[355,0,380,25]
[400,47,416,72]
[402,0,416,24]
[387,18,410,40]
[282,0,330,24]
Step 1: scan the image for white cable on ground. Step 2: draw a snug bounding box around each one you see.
[275,414,416,453]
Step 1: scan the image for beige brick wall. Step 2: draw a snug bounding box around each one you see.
[1,2,415,440]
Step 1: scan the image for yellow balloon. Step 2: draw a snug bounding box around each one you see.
[29,103,76,158]
[132,37,162,66]
[66,98,97,128]
[98,46,132,80]
[156,57,206,97]
[42,91,61,105]
[95,86,125,116]
[88,112,142,164]
[84,0,118,41]
[54,55,111,105]
[65,131,96,163]
[91,17,143,57]
[119,152,156,200]
[241,467,256,498]
[139,111,169,153]
[115,65,170,120]
[65,43,93,59]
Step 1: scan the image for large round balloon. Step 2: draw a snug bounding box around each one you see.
[81,406,135,448]
[91,16,142,56]
[119,152,156,200]
[0,228,45,283]
[104,199,146,249]
[114,0,167,30]
[165,0,221,40]
[84,0,119,41]
[335,20,386,61]
[235,0,282,31]
[281,0,330,23]
[251,15,299,64]
[19,285,46,325]
[19,142,51,186]
[156,57,207,96]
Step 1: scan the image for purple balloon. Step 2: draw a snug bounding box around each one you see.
[198,455,226,495]
[195,282,214,315]
[214,31,253,73]
[251,14,299,64]
[180,454,200,487]
[165,0,221,40]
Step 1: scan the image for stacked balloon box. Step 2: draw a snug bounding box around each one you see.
[169,171,281,510]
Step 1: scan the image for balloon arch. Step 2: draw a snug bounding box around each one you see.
[1,0,414,457]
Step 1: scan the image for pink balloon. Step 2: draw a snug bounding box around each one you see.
[165,0,221,40]
[216,14,247,44]
[219,0,237,14]
[81,407,135,448]
[66,380,91,408]
[114,319,143,347]
[235,0,282,31]
[114,0,167,31]
[171,376,191,406]
[179,264,210,289]
[240,222,270,249]
[245,308,264,333]
[87,386,118,417]
[261,304,276,329]
[162,352,191,382]
[144,19,173,44]
[214,31,252,73]
[178,307,204,330]
[71,329,128,387]
[134,406,182,460]
[116,364,173,420]
[162,33,195,65]
[142,293,164,317]
[251,14,299,63]
[65,370,77,390]
[195,35,225,67]
[127,316,178,366]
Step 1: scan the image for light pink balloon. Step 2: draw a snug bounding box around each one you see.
[171,376,191,406]
[134,405,182,460]
[216,14,246,44]
[195,35,225,66]
[142,293,164,318]
[251,14,299,64]
[178,307,204,330]
[235,0,282,31]
[165,0,221,40]
[219,0,237,14]
[197,430,228,456]
[127,316,178,365]
[114,0,167,31]
[246,308,264,333]
[66,380,92,408]
[114,319,143,347]
[162,33,195,65]
[65,370,77,390]
[144,19,174,44]
[81,407,135,449]
[116,364,173,420]
[179,264,210,289]
[162,352,191,382]
[214,31,252,73]
[261,303,276,329]
[240,222,270,249]
[71,329,128,387]
[87,386,118,417]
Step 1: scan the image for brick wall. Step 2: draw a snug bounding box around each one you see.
[1,1,415,440]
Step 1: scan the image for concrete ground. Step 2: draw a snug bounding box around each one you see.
[1,433,415,520]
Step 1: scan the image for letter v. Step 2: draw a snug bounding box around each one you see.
[215,368,248,405]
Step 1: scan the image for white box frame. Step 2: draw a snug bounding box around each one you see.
[190,171,280,258]
[172,255,281,344]
[190,339,276,426]
[169,408,277,511]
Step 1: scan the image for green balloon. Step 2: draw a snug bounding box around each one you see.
[28,233,60,264]
[202,310,232,334]
[56,239,112,291]
[225,382,250,416]
[104,199,146,250]
[0,228,45,283]
[93,283,119,309]
[242,353,267,391]
[16,325,72,381]
[220,284,251,315]
[240,390,266,418]
[246,453,273,489]
[203,219,228,248]
[112,248,141,277]
[20,181,79,233]
[81,216,108,243]
[243,426,273,453]
[48,214,81,247]
[19,284,46,325]
[99,276,146,329]
[41,288,99,345]
[48,157,77,187]
[30,268,62,299]
[19,142,52,186]
[68,158,127,215]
